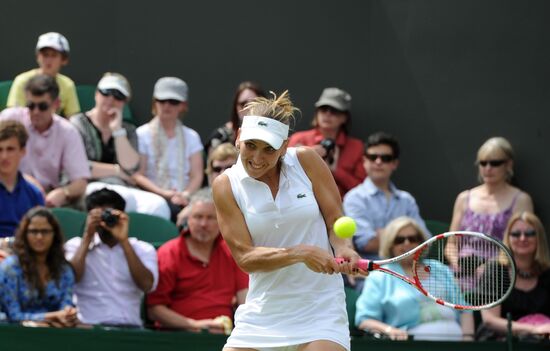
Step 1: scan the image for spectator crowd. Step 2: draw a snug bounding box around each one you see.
[0,31,548,342]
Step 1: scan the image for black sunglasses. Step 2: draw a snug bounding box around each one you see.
[478,159,507,167]
[26,102,50,111]
[365,153,395,163]
[394,234,422,245]
[99,88,126,101]
[318,105,345,115]
[211,165,232,173]
[156,99,181,106]
[510,230,536,238]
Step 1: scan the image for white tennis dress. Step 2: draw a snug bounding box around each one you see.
[224,147,350,350]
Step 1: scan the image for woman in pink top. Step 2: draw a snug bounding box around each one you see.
[447,137,533,289]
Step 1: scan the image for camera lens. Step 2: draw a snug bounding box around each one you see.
[320,138,335,152]
[101,208,119,228]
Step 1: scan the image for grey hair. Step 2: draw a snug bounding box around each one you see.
[187,187,214,210]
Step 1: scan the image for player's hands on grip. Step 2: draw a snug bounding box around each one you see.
[297,245,340,274]
[334,246,368,276]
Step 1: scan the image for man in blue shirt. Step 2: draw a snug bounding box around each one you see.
[343,131,430,260]
[0,120,44,240]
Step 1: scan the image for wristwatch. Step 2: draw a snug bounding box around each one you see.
[112,129,127,138]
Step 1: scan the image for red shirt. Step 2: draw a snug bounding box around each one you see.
[147,233,248,321]
[288,128,366,196]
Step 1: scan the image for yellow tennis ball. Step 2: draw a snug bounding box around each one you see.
[334,216,356,238]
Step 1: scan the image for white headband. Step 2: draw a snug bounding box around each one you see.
[239,115,289,150]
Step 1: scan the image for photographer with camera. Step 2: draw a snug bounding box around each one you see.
[288,87,366,196]
[64,188,158,327]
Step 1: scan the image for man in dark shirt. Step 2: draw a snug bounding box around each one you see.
[0,120,44,252]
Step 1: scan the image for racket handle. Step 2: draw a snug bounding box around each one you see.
[334,257,370,271]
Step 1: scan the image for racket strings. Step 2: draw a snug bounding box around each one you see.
[418,235,513,309]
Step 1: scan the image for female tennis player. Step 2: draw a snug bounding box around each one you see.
[213,91,365,351]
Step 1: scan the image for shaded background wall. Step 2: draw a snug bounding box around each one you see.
[2,0,549,227]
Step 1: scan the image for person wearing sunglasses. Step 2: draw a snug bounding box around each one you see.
[0,207,77,327]
[135,77,204,222]
[343,132,430,288]
[288,87,366,196]
[203,81,266,157]
[356,216,474,341]
[70,73,170,220]
[479,212,550,340]
[6,32,80,118]
[447,137,533,288]
[0,75,90,208]
[176,143,239,228]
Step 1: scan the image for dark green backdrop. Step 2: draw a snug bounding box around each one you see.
[2,0,549,228]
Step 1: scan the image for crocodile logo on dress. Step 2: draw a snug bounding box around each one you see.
[258,121,268,127]
[297,193,306,199]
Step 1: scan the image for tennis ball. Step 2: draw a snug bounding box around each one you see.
[334,216,356,238]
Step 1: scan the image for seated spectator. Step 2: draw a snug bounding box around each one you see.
[355,216,474,341]
[288,87,366,196]
[64,188,158,327]
[148,188,248,334]
[0,207,76,326]
[447,137,533,289]
[71,73,170,219]
[203,81,265,156]
[205,142,238,186]
[7,32,80,117]
[0,75,90,208]
[0,120,44,238]
[343,132,430,291]
[135,77,204,222]
[479,212,550,340]
[177,143,238,228]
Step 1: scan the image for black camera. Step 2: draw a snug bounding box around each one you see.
[101,208,119,228]
[320,138,336,164]
[320,138,336,153]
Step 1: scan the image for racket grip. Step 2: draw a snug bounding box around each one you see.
[334,257,370,271]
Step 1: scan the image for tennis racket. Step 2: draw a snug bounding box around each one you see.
[336,231,516,311]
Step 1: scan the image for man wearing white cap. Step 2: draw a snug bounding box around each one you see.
[135,77,204,222]
[71,73,171,219]
[212,91,365,351]
[7,32,80,117]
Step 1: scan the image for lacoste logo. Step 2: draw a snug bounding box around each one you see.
[258,121,268,127]
[297,193,306,199]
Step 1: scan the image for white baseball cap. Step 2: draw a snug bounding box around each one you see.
[36,32,70,55]
[97,74,131,99]
[239,116,289,150]
[153,77,188,102]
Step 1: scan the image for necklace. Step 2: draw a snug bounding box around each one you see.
[517,270,534,279]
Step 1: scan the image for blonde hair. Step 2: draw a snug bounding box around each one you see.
[245,90,299,127]
[477,137,514,162]
[476,137,515,182]
[206,142,238,175]
[379,216,429,258]
[501,212,550,271]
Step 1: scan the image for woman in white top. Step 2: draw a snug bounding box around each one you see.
[213,91,365,351]
[134,77,204,221]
